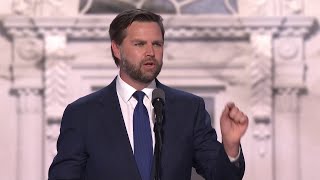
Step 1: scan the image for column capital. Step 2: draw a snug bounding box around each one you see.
[10,86,43,115]
[274,86,306,96]
[10,87,43,96]
[274,87,304,113]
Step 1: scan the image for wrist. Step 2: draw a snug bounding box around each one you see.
[222,140,240,158]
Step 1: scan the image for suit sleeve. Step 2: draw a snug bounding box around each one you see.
[48,104,88,180]
[192,98,245,180]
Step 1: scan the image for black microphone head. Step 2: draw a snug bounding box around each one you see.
[152,88,165,105]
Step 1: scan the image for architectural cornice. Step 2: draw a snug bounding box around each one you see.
[2,15,317,39]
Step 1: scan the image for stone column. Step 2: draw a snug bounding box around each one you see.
[11,36,45,180]
[12,88,44,180]
[249,34,273,180]
[274,87,302,180]
[273,36,305,180]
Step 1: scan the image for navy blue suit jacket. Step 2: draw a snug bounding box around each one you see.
[48,78,245,180]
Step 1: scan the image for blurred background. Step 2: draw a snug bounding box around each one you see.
[1,0,320,180]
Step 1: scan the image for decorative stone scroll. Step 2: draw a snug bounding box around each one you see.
[273,37,305,88]
[274,87,301,113]
[45,59,71,118]
[44,35,74,119]
[15,37,43,63]
[11,88,43,114]
[250,34,272,157]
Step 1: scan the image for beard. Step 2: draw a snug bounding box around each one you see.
[120,55,162,84]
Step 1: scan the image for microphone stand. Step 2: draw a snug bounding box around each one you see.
[153,104,163,180]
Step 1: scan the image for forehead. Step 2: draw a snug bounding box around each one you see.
[125,21,163,40]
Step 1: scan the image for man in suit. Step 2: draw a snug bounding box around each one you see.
[48,9,249,180]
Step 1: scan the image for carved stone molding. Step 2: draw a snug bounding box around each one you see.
[11,37,44,89]
[45,35,74,59]
[44,35,73,119]
[276,39,300,61]
[15,37,44,63]
[45,59,71,118]
[274,87,303,113]
[250,34,272,157]
[274,37,305,88]
[250,34,272,119]
[253,123,271,157]
[12,0,37,16]
[281,0,304,15]
[12,0,81,16]
[274,37,303,62]
[11,88,43,114]
[12,87,42,95]
[3,16,316,40]
[237,0,270,16]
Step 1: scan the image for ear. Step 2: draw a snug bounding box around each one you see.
[111,40,121,60]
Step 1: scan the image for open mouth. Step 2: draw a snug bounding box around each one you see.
[143,61,155,67]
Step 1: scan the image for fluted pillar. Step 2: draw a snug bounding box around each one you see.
[10,36,45,180]
[12,88,44,180]
[274,88,302,180]
[273,36,305,180]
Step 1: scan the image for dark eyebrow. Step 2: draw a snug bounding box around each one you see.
[131,39,146,43]
[131,39,164,44]
[153,40,164,44]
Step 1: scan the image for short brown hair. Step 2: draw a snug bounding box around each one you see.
[109,9,165,66]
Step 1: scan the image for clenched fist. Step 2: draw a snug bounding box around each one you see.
[220,102,249,158]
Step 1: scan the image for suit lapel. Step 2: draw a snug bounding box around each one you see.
[97,78,141,179]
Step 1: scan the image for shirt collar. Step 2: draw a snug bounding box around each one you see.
[116,75,156,102]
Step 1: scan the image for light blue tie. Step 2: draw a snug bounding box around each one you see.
[133,91,153,180]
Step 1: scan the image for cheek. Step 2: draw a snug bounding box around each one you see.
[127,49,143,58]
[121,49,140,62]
[155,48,163,57]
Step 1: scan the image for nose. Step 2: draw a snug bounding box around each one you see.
[145,44,155,57]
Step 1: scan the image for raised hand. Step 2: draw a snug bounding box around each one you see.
[220,102,249,157]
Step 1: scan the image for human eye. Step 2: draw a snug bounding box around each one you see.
[153,42,163,47]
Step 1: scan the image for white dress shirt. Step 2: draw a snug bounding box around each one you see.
[116,75,156,152]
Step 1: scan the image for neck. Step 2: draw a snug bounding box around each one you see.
[119,73,152,91]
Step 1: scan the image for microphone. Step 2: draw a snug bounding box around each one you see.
[152,88,165,180]
[152,88,165,124]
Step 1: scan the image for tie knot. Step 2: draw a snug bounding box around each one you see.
[133,91,145,103]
